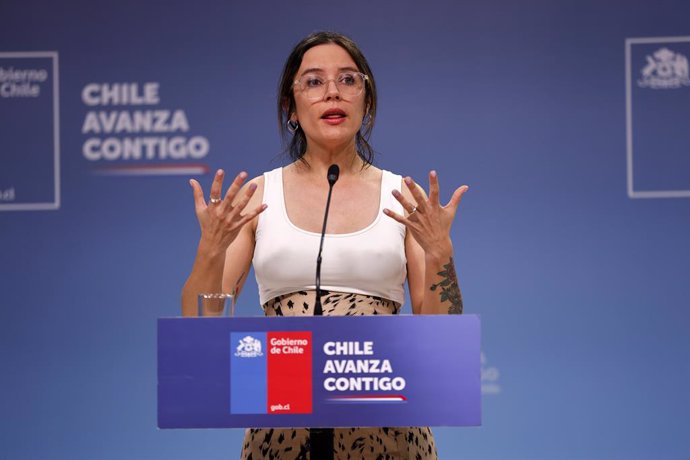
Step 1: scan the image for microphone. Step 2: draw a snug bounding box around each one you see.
[327,164,339,186]
[310,164,339,460]
[314,164,339,316]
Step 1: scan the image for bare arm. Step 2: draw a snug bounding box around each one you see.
[180,170,266,316]
[385,172,467,315]
[406,234,463,314]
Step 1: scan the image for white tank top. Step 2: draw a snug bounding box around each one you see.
[253,167,407,306]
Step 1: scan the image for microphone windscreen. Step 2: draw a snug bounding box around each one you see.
[327,164,340,185]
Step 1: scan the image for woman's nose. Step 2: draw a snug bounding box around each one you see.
[324,79,341,100]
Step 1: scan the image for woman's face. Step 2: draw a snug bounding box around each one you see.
[291,43,367,151]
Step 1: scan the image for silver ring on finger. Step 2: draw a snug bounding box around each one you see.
[408,206,417,216]
[209,196,222,205]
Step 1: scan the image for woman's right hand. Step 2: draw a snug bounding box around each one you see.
[189,169,267,254]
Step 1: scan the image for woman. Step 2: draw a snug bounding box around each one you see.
[182,31,467,459]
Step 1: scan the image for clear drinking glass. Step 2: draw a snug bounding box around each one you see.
[197,293,235,317]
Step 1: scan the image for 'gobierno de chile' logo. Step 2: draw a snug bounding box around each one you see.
[0,66,48,98]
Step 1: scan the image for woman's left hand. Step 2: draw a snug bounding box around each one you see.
[384,171,468,260]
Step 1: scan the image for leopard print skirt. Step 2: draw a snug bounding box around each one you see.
[240,290,438,460]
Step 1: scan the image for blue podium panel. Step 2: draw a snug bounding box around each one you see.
[158,315,481,429]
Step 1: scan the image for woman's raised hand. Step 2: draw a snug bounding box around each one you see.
[189,169,267,253]
[384,171,468,260]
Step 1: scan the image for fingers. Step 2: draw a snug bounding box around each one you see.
[236,203,268,226]
[189,179,206,211]
[190,169,250,212]
[391,189,417,216]
[231,182,258,213]
[428,170,439,205]
[447,185,469,210]
[382,207,408,225]
[209,169,225,202]
[221,171,248,208]
[404,176,428,212]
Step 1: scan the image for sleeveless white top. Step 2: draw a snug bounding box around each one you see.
[253,167,407,306]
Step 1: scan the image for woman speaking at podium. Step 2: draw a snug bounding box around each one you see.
[181,31,467,460]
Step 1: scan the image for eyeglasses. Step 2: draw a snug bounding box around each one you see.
[293,71,368,101]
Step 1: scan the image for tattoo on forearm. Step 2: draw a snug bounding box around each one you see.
[429,257,463,314]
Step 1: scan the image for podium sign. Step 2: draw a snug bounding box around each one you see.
[158,315,480,428]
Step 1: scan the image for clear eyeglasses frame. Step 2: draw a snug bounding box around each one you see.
[293,71,369,101]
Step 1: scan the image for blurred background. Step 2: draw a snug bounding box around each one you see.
[1,0,689,458]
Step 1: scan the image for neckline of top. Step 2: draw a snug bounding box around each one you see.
[277,166,386,237]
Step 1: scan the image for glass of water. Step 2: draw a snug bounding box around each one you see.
[197,292,235,317]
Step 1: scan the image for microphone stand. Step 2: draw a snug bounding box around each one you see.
[310,164,339,460]
[314,164,339,316]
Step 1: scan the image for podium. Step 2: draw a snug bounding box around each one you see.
[158,314,481,429]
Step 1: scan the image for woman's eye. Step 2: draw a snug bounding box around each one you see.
[339,74,356,85]
[305,77,323,87]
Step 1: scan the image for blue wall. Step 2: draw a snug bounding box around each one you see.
[2,0,689,458]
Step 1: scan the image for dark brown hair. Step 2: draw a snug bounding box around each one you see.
[277,31,378,165]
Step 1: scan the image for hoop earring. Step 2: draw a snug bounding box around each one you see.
[287,119,299,134]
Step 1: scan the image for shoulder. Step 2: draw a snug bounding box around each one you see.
[233,173,268,232]
[370,167,418,202]
[365,165,384,184]
[377,167,406,185]
[237,165,285,194]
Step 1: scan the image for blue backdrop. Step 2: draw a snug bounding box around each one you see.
[1,0,689,458]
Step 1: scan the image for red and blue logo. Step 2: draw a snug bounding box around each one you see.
[230,331,312,414]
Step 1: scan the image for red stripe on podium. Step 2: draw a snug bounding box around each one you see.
[267,331,313,414]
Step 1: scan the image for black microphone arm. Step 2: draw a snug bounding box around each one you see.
[314,164,340,316]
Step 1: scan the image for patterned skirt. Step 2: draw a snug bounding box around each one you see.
[239,290,438,460]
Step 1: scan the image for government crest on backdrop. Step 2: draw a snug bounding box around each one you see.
[625,36,690,199]
[638,47,690,89]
